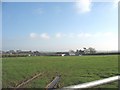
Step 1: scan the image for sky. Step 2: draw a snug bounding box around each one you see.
[2,0,118,51]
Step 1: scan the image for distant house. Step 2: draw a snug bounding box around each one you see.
[61,54,65,56]
[28,54,31,56]
[55,52,69,56]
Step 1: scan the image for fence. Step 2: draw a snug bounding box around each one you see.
[62,75,120,89]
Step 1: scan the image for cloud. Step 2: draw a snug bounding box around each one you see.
[30,33,50,39]
[68,33,75,38]
[84,33,92,37]
[30,32,114,40]
[30,33,38,39]
[40,33,50,39]
[77,33,92,38]
[103,32,113,36]
[76,32,114,38]
[93,32,113,37]
[55,33,62,38]
[75,0,92,13]
[55,33,67,38]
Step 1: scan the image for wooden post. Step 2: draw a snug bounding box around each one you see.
[45,75,61,90]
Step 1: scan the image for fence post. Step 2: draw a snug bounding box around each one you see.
[45,75,61,90]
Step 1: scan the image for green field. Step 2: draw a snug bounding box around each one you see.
[2,55,118,88]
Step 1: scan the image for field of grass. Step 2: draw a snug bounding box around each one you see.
[2,55,118,89]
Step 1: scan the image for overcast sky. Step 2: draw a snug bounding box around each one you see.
[2,0,118,51]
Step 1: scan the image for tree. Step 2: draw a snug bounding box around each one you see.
[88,47,96,54]
[75,49,80,56]
[83,47,96,54]
[79,49,84,55]
[69,50,75,56]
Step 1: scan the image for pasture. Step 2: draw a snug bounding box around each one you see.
[2,55,118,88]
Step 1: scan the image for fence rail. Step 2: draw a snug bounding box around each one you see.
[15,73,42,88]
[62,75,120,89]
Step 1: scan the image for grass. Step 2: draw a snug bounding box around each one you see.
[2,55,118,88]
